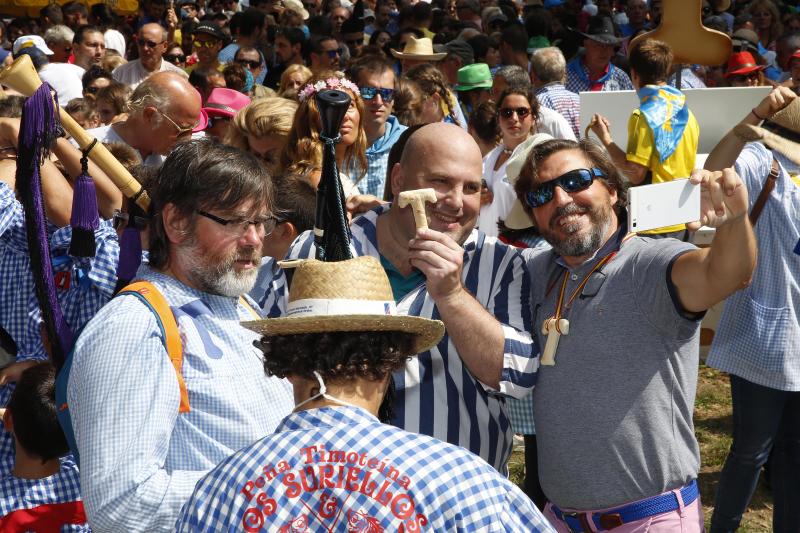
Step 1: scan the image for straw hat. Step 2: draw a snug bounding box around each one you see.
[735,98,800,166]
[390,36,446,61]
[241,256,445,354]
[502,133,554,230]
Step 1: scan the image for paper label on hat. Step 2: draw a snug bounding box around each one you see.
[286,298,397,317]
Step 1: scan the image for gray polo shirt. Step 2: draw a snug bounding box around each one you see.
[525,230,702,510]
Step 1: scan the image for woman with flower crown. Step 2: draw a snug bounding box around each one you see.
[279,71,369,198]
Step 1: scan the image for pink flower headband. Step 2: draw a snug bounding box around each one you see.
[298,77,360,103]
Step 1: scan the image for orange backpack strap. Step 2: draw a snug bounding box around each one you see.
[238,296,261,320]
[118,281,190,413]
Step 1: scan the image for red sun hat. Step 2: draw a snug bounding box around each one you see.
[724,52,765,78]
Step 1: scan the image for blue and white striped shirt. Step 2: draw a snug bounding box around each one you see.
[249,256,288,318]
[284,204,539,473]
[707,142,800,391]
[176,406,555,532]
[68,265,294,532]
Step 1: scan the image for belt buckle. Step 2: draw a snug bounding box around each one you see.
[562,511,591,533]
[599,512,624,530]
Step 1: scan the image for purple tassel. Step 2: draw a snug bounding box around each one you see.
[68,171,99,257]
[15,82,73,369]
[115,227,142,292]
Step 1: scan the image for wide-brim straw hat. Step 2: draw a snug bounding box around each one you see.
[503,133,554,230]
[735,98,800,166]
[241,256,445,354]
[390,36,446,61]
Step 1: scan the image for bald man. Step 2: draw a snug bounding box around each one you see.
[284,123,539,473]
[85,72,201,166]
[113,23,188,89]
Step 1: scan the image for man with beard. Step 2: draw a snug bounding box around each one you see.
[67,140,294,532]
[514,138,756,532]
[283,123,539,474]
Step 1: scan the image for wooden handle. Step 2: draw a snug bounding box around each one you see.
[411,204,429,230]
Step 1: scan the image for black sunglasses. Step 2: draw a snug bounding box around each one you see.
[525,168,604,208]
[207,115,231,129]
[138,38,164,49]
[326,49,340,58]
[359,86,394,102]
[499,106,531,119]
[164,53,186,63]
[236,59,261,69]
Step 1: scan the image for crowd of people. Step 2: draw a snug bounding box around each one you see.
[0,0,798,531]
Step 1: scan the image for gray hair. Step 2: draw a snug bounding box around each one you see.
[531,47,567,84]
[495,64,530,89]
[127,77,171,117]
[44,24,74,45]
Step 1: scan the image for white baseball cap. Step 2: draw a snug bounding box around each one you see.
[13,35,54,56]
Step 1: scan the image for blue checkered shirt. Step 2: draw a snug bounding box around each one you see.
[350,116,407,197]
[176,406,555,532]
[67,265,294,532]
[0,457,89,531]
[284,204,539,473]
[249,256,287,317]
[536,83,581,140]
[706,142,800,391]
[565,57,633,93]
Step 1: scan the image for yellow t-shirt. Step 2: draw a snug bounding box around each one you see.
[626,108,700,234]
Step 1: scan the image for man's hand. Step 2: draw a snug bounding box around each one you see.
[346,194,385,217]
[408,228,464,301]
[588,113,613,145]
[753,86,796,121]
[166,6,179,29]
[687,167,749,231]
[0,360,40,387]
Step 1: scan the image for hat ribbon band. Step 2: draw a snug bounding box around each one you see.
[286,298,397,318]
[762,121,800,144]
[205,103,237,114]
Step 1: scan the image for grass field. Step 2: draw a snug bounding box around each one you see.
[509,364,773,532]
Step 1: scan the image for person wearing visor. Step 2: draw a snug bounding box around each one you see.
[176,256,556,532]
[514,137,756,532]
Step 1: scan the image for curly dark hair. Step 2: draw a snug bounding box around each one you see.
[259,331,416,382]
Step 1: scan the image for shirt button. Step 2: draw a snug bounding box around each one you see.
[571,274,578,281]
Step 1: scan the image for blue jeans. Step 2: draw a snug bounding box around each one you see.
[710,375,800,533]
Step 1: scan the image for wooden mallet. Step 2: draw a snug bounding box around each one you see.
[398,188,437,230]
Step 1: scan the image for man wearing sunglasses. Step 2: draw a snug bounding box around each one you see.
[43,24,75,64]
[345,56,406,197]
[68,140,294,532]
[308,35,341,74]
[113,23,188,89]
[516,137,756,532]
[189,22,226,74]
[83,72,201,167]
[218,10,268,84]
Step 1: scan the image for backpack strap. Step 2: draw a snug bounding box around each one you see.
[118,281,190,413]
[749,158,779,226]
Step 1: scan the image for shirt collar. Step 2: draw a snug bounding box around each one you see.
[276,406,379,433]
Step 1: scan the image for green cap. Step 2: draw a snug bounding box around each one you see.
[455,63,493,91]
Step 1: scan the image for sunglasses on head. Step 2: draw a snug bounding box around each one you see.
[164,53,186,63]
[236,58,261,69]
[359,86,394,102]
[499,106,531,119]
[525,168,605,208]
[193,39,219,49]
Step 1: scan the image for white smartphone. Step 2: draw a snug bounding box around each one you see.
[627,179,701,233]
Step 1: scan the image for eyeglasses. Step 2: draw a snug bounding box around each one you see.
[359,86,394,102]
[84,86,101,95]
[112,210,149,231]
[138,38,165,49]
[346,38,363,48]
[325,49,340,58]
[730,72,760,83]
[193,40,220,49]
[164,53,186,64]
[207,115,231,129]
[236,58,261,69]
[499,107,531,120]
[157,109,198,135]
[63,46,72,52]
[197,209,278,236]
[525,168,604,208]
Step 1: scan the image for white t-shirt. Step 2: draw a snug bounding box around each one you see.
[83,124,166,167]
[113,59,188,89]
[536,106,577,141]
[478,144,517,237]
[39,63,85,106]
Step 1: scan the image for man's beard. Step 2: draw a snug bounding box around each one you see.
[539,201,615,259]
[180,237,261,297]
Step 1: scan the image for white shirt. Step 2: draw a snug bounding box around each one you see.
[39,62,85,106]
[478,144,518,237]
[83,124,166,167]
[536,105,577,141]
[113,58,188,89]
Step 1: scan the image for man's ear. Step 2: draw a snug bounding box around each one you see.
[142,105,158,124]
[162,203,191,245]
[389,162,403,200]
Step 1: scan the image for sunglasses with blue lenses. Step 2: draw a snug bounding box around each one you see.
[525,167,605,208]
[359,86,395,103]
